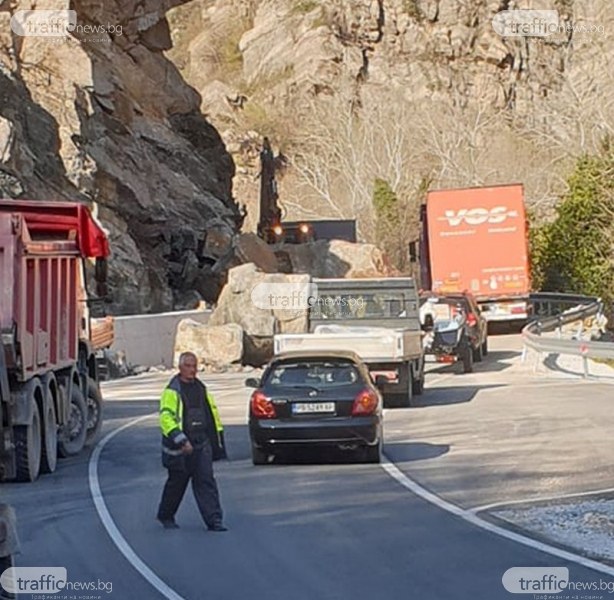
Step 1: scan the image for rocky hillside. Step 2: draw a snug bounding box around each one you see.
[167,0,613,233]
[0,0,243,314]
[0,0,611,314]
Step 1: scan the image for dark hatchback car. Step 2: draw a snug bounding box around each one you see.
[245,351,384,465]
[420,291,488,373]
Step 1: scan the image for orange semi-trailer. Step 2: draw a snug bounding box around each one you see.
[413,184,531,322]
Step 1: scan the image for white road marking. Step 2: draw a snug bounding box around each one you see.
[93,373,614,595]
[380,457,614,577]
[89,413,187,600]
[89,384,241,599]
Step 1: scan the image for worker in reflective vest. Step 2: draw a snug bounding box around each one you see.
[156,351,227,531]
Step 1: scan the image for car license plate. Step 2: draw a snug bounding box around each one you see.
[292,402,335,414]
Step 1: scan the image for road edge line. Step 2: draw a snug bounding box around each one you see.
[380,457,614,577]
[88,413,187,600]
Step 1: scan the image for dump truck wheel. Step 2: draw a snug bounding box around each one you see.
[15,399,42,482]
[85,378,103,447]
[40,400,58,474]
[58,385,87,457]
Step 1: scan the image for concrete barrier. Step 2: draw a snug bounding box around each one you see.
[110,309,212,368]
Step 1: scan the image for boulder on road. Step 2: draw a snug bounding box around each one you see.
[210,263,309,365]
[174,320,243,368]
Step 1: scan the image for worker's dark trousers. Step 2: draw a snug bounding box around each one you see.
[157,441,223,528]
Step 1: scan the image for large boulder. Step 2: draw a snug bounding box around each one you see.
[210,263,309,365]
[174,320,243,367]
[233,233,279,273]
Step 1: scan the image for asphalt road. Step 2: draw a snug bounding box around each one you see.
[2,335,614,600]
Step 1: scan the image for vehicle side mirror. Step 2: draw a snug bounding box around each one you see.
[423,314,434,330]
[245,377,260,388]
[374,375,388,388]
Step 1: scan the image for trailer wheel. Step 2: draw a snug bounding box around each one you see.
[58,385,87,458]
[85,378,103,447]
[14,400,42,482]
[40,400,58,474]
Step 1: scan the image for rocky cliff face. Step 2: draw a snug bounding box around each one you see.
[1,0,611,314]
[167,0,613,230]
[0,0,243,314]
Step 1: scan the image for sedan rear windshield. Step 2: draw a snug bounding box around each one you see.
[265,361,361,387]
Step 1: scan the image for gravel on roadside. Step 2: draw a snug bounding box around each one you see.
[494,497,614,562]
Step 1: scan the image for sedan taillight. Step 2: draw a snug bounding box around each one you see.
[352,389,379,416]
[466,313,477,327]
[250,390,276,419]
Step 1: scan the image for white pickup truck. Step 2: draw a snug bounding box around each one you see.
[274,277,425,407]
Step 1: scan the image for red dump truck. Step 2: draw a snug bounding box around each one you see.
[411,184,531,322]
[0,199,110,482]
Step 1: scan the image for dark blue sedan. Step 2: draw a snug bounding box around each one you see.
[246,351,384,465]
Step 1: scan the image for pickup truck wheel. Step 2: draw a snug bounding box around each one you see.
[461,346,474,373]
[58,385,87,458]
[85,378,103,447]
[14,399,42,482]
[251,443,269,466]
[388,388,413,408]
[40,400,58,474]
[411,375,424,395]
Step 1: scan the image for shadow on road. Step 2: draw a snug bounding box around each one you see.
[413,384,505,407]
[425,350,519,376]
[383,441,450,462]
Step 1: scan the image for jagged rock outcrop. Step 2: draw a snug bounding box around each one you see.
[0,0,244,314]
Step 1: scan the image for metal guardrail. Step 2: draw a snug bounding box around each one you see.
[522,293,614,376]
